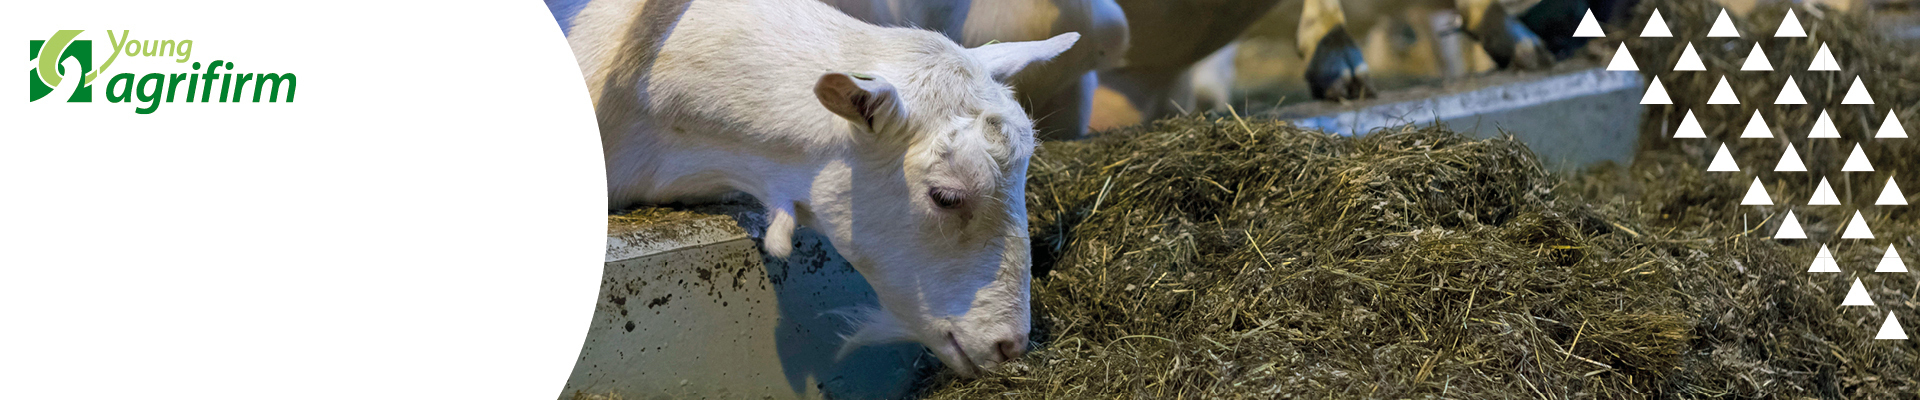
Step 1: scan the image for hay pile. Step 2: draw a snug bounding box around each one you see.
[917,1,1917,396]
[1618,0,1920,189]
[921,118,1689,398]
[917,118,1914,398]
[1572,0,1920,395]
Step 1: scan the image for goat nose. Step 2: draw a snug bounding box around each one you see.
[995,336,1028,362]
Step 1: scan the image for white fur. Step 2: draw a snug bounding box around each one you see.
[822,0,1130,139]
[565,0,1075,376]
[1091,0,1281,124]
[1189,40,1239,112]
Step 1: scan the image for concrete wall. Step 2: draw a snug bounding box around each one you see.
[1268,67,1645,169]
[562,205,929,400]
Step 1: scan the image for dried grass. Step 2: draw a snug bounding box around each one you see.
[917,1,1918,396]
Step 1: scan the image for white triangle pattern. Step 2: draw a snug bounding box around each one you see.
[1675,110,1708,138]
[1742,110,1773,138]
[1810,44,1841,71]
[1843,144,1874,171]
[1809,177,1840,205]
[1878,177,1907,205]
[1746,20,1917,336]
[1709,144,1741,171]
[1709,10,1740,37]
[1575,10,1606,37]
[1777,9,1807,37]
[1743,177,1774,205]
[1843,211,1875,239]
[1808,245,1842,272]
[1743,45,1773,71]
[1675,44,1707,71]
[1843,77,1874,104]
[1878,313,1909,340]
[1631,4,1911,339]
[1776,144,1808,171]
[1777,210,1807,239]
[1643,76,1672,104]
[1776,77,1806,105]
[1808,110,1841,138]
[1643,10,1673,37]
[1879,110,1909,138]
[1608,44,1639,71]
[1708,77,1740,104]
[1842,278,1875,306]
[1878,245,1908,273]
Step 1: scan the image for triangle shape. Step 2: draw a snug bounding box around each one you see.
[1575,9,1606,37]
[1842,278,1874,306]
[1643,10,1673,37]
[1776,77,1806,104]
[1808,177,1841,205]
[1776,210,1807,239]
[1776,144,1808,171]
[1743,177,1774,205]
[1810,44,1841,71]
[1709,10,1741,38]
[1843,77,1874,104]
[1608,43,1640,71]
[1675,43,1707,71]
[1642,76,1673,104]
[1743,45,1773,71]
[1675,110,1708,138]
[1878,176,1907,205]
[1808,110,1842,138]
[1708,77,1741,104]
[1842,144,1874,171]
[1777,9,1807,37]
[1878,110,1909,138]
[1742,110,1774,138]
[1842,210,1875,239]
[1877,245,1908,273]
[1877,312,1909,340]
[1808,244,1842,272]
[1709,144,1741,171]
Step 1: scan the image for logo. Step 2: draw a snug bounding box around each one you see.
[26,30,296,114]
[28,30,93,102]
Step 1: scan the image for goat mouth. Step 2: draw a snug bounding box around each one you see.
[947,332,980,376]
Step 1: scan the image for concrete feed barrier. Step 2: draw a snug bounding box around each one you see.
[562,205,927,399]
[1268,66,1645,169]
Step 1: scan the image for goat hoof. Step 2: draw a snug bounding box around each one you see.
[1471,5,1555,70]
[1305,25,1376,101]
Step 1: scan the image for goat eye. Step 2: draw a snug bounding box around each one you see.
[928,187,966,209]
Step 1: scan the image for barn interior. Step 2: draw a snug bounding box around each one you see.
[573,0,1920,397]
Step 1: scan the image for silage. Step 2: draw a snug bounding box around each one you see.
[917,0,1919,396]
[920,118,1692,398]
[1574,0,1920,396]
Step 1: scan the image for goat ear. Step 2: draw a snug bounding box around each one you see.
[815,72,907,133]
[967,32,1080,81]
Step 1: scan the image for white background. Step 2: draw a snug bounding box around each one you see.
[0,1,607,398]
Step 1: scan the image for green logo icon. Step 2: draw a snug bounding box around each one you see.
[29,30,95,102]
[28,29,295,113]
